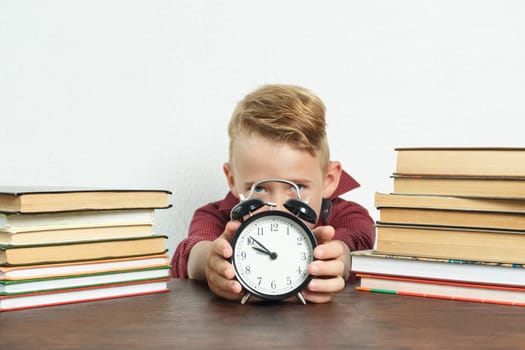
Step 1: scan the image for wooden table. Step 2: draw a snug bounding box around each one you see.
[1,279,524,349]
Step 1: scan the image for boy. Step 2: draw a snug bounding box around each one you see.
[171,84,375,303]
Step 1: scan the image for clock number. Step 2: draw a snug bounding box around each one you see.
[247,237,254,246]
[271,280,277,289]
[245,266,251,274]
[300,252,307,261]
[286,277,292,285]
[257,227,264,236]
[296,236,303,245]
[270,223,278,232]
[240,251,247,260]
[257,277,262,286]
[296,266,302,275]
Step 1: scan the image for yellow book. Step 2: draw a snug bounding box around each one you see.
[0,236,167,266]
[395,147,525,177]
[0,187,171,213]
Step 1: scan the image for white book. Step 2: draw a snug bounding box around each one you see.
[0,254,170,280]
[0,209,155,233]
[0,266,171,294]
[0,280,169,311]
[351,250,525,287]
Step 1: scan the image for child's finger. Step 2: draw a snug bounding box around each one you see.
[312,225,335,244]
[309,259,345,277]
[307,275,345,293]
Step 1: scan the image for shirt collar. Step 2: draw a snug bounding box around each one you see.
[331,169,360,198]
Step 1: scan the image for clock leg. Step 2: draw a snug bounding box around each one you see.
[241,293,252,304]
[297,292,307,305]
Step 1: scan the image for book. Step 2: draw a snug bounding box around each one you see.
[0,279,170,312]
[0,235,167,266]
[375,224,525,264]
[0,209,154,232]
[395,147,525,177]
[375,192,525,213]
[378,207,525,231]
[0,266,170,295]
[0,187,171,213]
[0,224,153,245]
[392,175,525,199]
[0,254,170,280]
[351,250,525,287]
[357,273,525,307]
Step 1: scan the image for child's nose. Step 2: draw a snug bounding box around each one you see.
[267,190,292,212]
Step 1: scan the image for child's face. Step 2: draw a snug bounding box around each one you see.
[224,133,340,225]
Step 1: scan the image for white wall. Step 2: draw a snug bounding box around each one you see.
[2,1,524,257]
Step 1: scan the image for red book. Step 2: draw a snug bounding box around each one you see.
[357,273,525,307]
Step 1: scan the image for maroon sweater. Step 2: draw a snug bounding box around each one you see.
[171,171,375,278]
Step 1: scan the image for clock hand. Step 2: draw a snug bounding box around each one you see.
[249,236,271,253]
[252,246,272,256]
[252,246,278,260]
[250,236,278,260]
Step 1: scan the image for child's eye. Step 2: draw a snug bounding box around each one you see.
[291,184,305,193]
[254,185,267,193]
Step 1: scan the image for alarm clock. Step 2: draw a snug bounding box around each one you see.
[230,179,318,304]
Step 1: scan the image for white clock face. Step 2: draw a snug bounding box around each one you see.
[231,211,316,300]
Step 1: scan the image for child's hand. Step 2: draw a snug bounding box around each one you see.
[205,221,244,301]
[303,225,348,303]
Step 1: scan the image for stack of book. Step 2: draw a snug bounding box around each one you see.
[0,187,172,311]
[352,147,525,306]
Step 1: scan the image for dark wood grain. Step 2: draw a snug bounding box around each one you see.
[1,279,524,349]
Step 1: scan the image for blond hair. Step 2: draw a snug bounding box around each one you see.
[228,84,330,170]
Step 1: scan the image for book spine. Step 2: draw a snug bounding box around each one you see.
[356,287,525,307]
[1,288,169,312]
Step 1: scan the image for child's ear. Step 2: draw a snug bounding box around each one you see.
[322,161,342,198]
[223,162,240,198]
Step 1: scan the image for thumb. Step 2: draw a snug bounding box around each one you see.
[223,220,241,242]
[312,225,335,244]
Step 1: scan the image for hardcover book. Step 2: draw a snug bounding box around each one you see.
[357,273,525,307]
[0,224,154,245]
[377,207,525,231]
[0,279,170,312]
[375,224,525,264]
[351,250,525,287]
[375,192,525,213]
[0,254,170,280]
[0,209,155,232]
[0,266,170,295]
[395,147,525,177]
[0,235,168,266]
[0,187,171,213]
[392,175,525,199]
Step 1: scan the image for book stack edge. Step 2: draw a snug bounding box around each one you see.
[352,147,525,306]
[0,187,172,312]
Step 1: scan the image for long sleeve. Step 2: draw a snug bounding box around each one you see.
[170,201,230,278]
[326,197,375,252]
